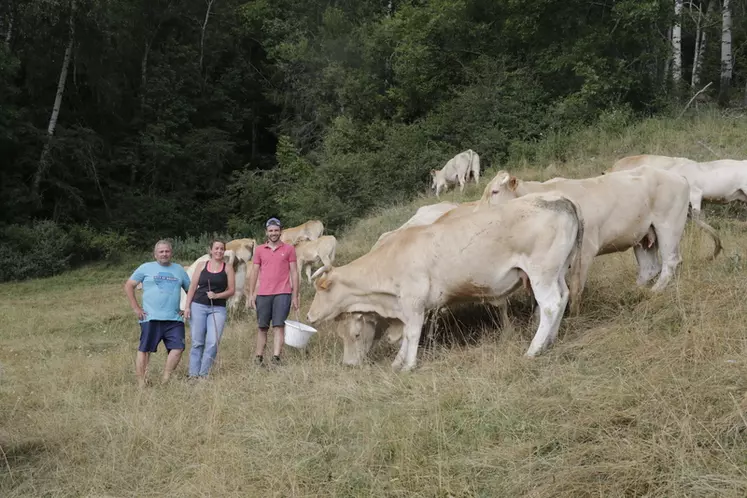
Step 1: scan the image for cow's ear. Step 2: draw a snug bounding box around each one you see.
[508,176,518,191]
[430,169,437,176]
[317,276,333,290]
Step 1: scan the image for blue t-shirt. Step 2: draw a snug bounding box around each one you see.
[129,261,190,323]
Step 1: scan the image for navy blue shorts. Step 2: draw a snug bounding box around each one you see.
[256,294,292,329]
[138,320,186,353]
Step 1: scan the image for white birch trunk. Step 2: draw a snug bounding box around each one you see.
[719,0,733,105]
[672,0,683,84]
[32,0,77,201]
[691,2,705,88]
[663,26,673,82]
[199,0,216,73]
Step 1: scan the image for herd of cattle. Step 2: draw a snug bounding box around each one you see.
[174,151,747,372]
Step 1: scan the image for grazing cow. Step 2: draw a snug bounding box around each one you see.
[280,220,324,245]
[307,192,585,371]
[296,235,338,284]
[430,149,481,197]
[371,199,518,326]
[479,166,722,314]
[611,155,747,220]
[372,202,460,250]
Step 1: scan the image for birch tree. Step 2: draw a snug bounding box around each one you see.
[199,0,216,73]
[690,0,715,89]
[672,0,684,84]
[718,0,732,106]
[31,0,77,203]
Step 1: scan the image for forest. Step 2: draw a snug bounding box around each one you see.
[1,0,745,281]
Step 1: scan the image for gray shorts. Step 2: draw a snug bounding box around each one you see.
[256,293,292,329]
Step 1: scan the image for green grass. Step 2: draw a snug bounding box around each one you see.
[3,110,747,497]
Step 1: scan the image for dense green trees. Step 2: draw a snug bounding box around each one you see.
[1,0,744,279]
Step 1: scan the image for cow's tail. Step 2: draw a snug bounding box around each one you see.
[564,197,585,316]
[689,206,723,260]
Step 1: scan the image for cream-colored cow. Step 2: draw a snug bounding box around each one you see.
[296,235,337,284]
[611,154,747,220]
[280,220,324,245]
[307,192,585,371]
[430,149,481,197]
[479,166,722,314]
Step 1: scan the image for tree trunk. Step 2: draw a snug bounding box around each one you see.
[132,40,152,186]
[663,25,673,83]
[718,0,733,106]
[672,0,683,85]
[199,0,216,74]
[691,2,706,88]
[3,0,13,48]
[32,0,77,203]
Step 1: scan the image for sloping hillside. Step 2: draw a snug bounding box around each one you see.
[2,112,747,496]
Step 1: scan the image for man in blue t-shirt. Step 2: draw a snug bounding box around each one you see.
[124,240,190,387]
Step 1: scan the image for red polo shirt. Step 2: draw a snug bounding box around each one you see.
[253,241,297,296]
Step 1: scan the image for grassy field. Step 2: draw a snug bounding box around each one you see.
[3,111,747,497]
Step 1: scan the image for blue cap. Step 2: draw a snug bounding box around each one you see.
[265,217,282,228]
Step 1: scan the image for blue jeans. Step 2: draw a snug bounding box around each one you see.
[188,302,227,377]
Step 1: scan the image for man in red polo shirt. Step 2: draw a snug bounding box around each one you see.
[247,217,300,366]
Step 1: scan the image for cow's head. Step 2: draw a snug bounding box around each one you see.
[430,169,440,190]
[307,268,347,325]
[478,170,519,207]
[334,313,403,366]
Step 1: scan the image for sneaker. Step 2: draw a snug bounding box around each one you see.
[271,355,281,366]
[254,355,264,367]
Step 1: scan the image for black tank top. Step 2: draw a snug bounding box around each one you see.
[193,261,228,307]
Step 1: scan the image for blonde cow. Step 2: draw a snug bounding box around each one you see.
[307,192,585,371]
[430,149,481,197]
[280,220,324,245]
[296,235,338,284]
[479,166,722,314]
[611,154,747,220]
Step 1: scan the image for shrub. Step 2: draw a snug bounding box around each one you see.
[0,220,73,281]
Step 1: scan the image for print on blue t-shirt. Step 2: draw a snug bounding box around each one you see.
[130,261,190,323]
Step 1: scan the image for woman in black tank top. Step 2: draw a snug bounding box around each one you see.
[183,240,236,378]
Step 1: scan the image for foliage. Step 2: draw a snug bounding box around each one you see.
[1,0,746,280]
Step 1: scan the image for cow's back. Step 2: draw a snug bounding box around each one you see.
[611,154,694,172]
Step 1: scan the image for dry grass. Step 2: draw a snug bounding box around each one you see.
[3,111,747,497]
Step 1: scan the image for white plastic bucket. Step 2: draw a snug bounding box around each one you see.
[284,320,318,348]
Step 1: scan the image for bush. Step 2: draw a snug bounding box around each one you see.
[170,233,232,262]
[0,221,138,282]
[0,221,73,281]
[68,225,133,264]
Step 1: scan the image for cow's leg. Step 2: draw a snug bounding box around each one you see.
[458,175,466,192]
[525,276,568,357]
[392,313,425,372]
[650,217,686,293]
[689,187,704,220]
[634,243,661,286]
[569,247,595,316]
[391,334,408,371]
[305,264,313,284]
